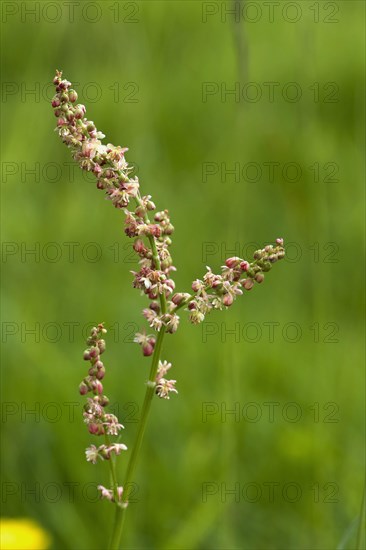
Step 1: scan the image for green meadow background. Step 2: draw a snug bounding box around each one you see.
[1,1,364,549]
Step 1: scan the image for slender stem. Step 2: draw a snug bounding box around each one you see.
[104,433,119,501]
[109,195,170,548]
[108,326,167,549]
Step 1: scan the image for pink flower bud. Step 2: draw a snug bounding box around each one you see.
[133,239,146,254]
[192,280,201,292]
[96,178,107,190]
[74,105,86,119]
[96,366,106,380]
[242,278,254,290]
[99,395,109,407]
[149,224,161,237]
[89,347,99,359]
[212,280,223,290]
[142,343,154,356]
[225,257,241,269]
[166,279,175,291]
[172,293,184,305]
[240,261,249,272]
[88,423,104,435]
[59,79,71,90]
[223,293,234,306]
[276,238,284,246]
[255,273,265,283]
[83,350,90,360]
[164,223,174,235]
[79,382,89,395]
[97,339,106,354]
[93,380,103,394]
[69,90,78,103]
[148,289,158,300]
[52,98,60,108]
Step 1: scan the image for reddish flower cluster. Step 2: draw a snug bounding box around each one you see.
[184,238,286,324]
[52,72,286,404]
[52,71,177,357]
[155,360,178,399]
[52,71,137,209]
[80,325,126,470]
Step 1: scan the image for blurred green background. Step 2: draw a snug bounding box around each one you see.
[1,1,365,549]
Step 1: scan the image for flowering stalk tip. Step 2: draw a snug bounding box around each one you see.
[52,70,286,547]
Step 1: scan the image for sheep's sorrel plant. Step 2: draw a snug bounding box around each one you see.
[51,70,286,549]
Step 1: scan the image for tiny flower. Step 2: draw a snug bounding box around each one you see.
[104,414,124,435]
[85,444,102,464]
[134,331,156,356]
[155,378,178,399]
[189,309,205,324]
[98,485,113,501]
[192,279,205,293]
[98,485,124,503]
[110,443,128,455]
[156,360,172,381]
[162,313,180,333]
[150,315,163,331]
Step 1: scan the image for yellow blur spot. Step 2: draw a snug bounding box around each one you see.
[0,518,51,550]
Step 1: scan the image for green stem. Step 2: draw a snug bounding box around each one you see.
[108,326,167,549]
[104,433,119,501]
[109,194,171,548]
